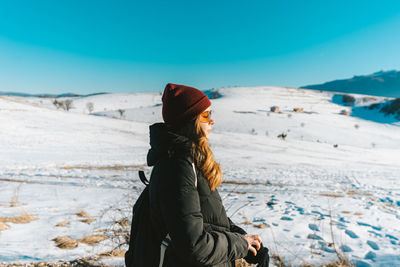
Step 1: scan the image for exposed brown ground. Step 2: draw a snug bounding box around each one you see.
[80,218,95,224]
[235,259,254,267]
[76,210,89,218]
[98,250,125,258]
[78,234,107,245]
[55,221,69,227]
[0,222,9,231]
[254,223,268,229]
[223,180,263,186]
[51,236,78,249]
[115,219,130,227]
[0,212,37,224]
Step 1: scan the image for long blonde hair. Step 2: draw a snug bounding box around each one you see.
[173,116,222,191]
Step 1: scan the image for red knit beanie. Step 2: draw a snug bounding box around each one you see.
[162,83,211,126]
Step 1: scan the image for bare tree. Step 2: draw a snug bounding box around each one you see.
[86,102,94,113]
[118,109,125,118]
[64,99,73,111]
[53,99,62,109]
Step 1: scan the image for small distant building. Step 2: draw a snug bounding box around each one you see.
[340,110,350,116]
[293,108,304,113]
[342,94,356,106]
[270,106,279,113]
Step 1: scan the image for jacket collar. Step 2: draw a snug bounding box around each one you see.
[146,123,193,166]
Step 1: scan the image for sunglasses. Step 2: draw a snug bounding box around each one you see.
[199,110,213,123]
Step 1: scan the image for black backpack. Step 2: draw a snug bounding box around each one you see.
[125,171,160,267]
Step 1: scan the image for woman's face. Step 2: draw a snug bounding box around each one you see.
[199,107,215,138]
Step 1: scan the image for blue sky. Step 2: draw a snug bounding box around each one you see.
[1,0,400,94]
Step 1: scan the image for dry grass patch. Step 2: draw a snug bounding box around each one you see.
[80,218,95,224]
[293,107,304,113]
[254,223,268,229]
[9,199,20,207]
[76,210,89,218]
[346,190,372,197]
[271,254,286,267]
[9,184,22,207]
[223,180,261,186]
[78,234,108,245]
[9,193,20,207]
[235,259,254,267]
[0,178,25,184]
[116,219,130,227]
[55,221,69,227]
[93,228,107,233]
[341,211,351,214]
[99,212,131,250]
[323,259,353,266]
[243,220,252,225]
[0,211,37,224]
[319,193,344,198]
[76,210,96,223]
[52,236,78,249]
[0,222,9,231]
[269,254,354,267]
[98,249,125,258]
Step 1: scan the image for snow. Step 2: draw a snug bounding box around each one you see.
[0,86,399,266]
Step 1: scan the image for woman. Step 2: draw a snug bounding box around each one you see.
[145,83,268,267]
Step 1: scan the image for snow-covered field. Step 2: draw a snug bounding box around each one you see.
[0,86,399,266]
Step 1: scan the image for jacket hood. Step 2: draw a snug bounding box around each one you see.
[146,123,193,166]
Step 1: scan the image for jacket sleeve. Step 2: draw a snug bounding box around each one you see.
[228,218,247,235]
[159,157,249,266]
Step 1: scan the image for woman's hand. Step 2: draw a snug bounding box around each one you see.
[244,234,262,256]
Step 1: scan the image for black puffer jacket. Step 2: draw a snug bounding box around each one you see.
[147,123,249,267]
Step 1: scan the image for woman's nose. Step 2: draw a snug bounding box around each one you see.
[210,118,215,125]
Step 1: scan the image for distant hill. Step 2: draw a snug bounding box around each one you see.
[301,70,400,98]
[0,91,108,98]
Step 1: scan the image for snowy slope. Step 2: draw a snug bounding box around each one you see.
[1,87,400,266]
[0,95,149,265]
[4,92,162,114]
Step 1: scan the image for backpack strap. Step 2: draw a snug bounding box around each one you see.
[159,162,198,267]
[138,170,149,186]
[139,163,196,187]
